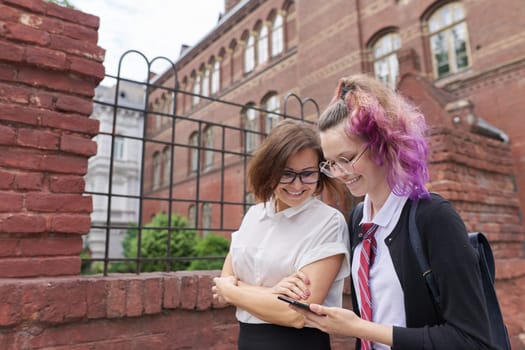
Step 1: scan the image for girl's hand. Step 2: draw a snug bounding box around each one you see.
[271,271,311,300]
[299,304,361,336]
[288,304,393,346]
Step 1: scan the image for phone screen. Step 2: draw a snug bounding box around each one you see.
[277,295,311,311]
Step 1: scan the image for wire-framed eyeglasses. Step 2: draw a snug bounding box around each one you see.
[279,170,320,184]
[319,146,368,178]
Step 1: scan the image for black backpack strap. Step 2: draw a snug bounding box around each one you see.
[350,202,364,255]
[351,201,364,232]
[469,233,511,350]
[408,199,441,310]
[469,233,495,282]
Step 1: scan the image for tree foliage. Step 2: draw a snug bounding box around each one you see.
[81,212,231,274]
[124,212,197,272]
[188,234,230,270]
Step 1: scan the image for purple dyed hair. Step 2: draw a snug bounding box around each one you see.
[318,74,430,200]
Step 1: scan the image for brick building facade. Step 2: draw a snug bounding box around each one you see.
[143,0,525,235]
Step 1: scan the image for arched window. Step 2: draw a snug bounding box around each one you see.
[372,32,401,89]
[202,67,210,97]
[257,25,269,65]
[154,99,162,129]
[192,74,201,105]
[243,104,259,153]
[152,151,161,189]
[203,125,214,169]
[244,34,255,73]
[211,60,220,94]
[428,2,470,78]
[162,146,171,185]
[188,204,196,228]
[202,203,212,235]
[264,94,280,134]
[167,93,174,115]
[244,192,255,214]
[272,14,284,56]
[189,132,199,173]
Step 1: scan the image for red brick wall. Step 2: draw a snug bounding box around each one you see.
[0,0,103,277]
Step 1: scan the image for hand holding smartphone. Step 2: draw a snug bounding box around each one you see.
[277,295,311,312]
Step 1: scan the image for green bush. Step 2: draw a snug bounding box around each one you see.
[124,212,197,272]
[188,234,230,270]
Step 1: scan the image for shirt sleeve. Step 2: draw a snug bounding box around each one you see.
[295,210,350,281]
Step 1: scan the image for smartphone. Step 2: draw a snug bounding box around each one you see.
[277,295,311,311]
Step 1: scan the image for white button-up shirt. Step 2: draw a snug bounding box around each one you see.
[353,192,408,350]
[231,196,350,324]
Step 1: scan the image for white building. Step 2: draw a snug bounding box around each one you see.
[85,81,145,260]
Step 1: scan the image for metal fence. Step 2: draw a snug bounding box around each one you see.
[82,50,321,275]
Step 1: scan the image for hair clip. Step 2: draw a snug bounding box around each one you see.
[340,86,349,100]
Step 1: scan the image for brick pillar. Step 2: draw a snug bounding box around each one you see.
[0,0,104,277]
[426,126,525,349]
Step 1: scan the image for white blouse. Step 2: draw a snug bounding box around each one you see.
[230,196,350,324]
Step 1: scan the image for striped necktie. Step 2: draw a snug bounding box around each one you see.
[358,222,379,350]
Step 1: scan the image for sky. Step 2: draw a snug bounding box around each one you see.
[69,1,225,86]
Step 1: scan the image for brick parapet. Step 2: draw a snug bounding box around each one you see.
[0,270,523,349]
[427,126,525,260]
[0,271,234,327]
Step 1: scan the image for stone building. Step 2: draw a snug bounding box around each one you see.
[85,81,145,259]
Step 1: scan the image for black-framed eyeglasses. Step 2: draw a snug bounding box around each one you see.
[279,170,320,184]
[319,146,368,178]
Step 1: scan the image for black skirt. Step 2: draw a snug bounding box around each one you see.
[238,322,331,350]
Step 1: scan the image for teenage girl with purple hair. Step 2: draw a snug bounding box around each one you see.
[276,75,494,349]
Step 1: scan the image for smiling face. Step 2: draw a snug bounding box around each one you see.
[274,147,319,212]
[320,122,389,200]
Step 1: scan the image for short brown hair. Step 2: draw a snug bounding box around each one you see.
[248,119,326,202]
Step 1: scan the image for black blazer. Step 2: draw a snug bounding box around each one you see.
[349,193,494,350]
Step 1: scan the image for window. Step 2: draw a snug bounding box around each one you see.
[188,204,196,228]
[203,126,214,169]
[244,34,255,73]
[154,99,162,129]
[153,151,161,189]
[202,203,212,235]
[165,93,174,114]
[190,132,199,173]
[265,94,280,134]
[372,32,401,89]
[272,14,284,56]
[257,25,269,65]
[192,74,201,105]
[162,146,171,185]
[244,192,255,214]
[113,136,125,161]
[243,105,260,153]
[428,2,470,78]
[211,60,220,94]
[202,68,210,97]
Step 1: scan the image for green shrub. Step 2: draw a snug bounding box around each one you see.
[124,212,197,272]
[188,234,230,270]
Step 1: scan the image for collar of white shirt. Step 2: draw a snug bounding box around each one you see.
[259,196,316,220]
[361,192,408,229]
